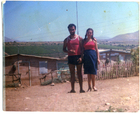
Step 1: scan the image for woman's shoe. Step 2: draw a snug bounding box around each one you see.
[87,87,92,92]
[93,87,97,91]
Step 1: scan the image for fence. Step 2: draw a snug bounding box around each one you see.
[37,61,139,86]
[60,61,138,81]
[95,61,138,80]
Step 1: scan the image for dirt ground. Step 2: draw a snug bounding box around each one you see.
[3,76,139,112]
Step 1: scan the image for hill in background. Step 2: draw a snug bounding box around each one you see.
[4,31,139,58]
[4,37,20,42]
[108,31,139,42]
[4,31,139,43]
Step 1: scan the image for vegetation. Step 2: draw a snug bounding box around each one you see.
[4,41,136,58]
[4,44,66,58]
[130,47,139,75]
[98,44,125,49]
[95,106,124,112]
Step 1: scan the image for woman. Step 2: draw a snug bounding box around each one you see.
[83,28,100,91]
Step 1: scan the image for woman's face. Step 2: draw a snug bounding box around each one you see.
[87,30,93,38]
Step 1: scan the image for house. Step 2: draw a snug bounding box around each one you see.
[4,54,68,86]
[4,49,132,86]
[99,49,131,62]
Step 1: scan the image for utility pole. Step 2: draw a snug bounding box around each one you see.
[76,1,79,35]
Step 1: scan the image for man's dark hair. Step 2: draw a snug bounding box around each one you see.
[67,24,76,30]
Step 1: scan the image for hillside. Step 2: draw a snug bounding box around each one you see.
[108,31,139,42]
[4,37,15,42]
[4,31,139,43]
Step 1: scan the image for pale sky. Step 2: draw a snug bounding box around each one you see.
[3,1,139,41]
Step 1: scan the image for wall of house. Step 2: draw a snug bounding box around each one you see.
[100,51,131,62]
[4,55,58,86]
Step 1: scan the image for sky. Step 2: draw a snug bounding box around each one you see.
[3,1,139,42]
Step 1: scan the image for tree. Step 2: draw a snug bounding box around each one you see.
[13,41,16,43]
[130,47,139,75]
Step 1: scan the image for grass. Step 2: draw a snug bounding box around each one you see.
[4,44,66,57]
[4,43,126,57]
[98,44,125,49]
[95,106,124,112]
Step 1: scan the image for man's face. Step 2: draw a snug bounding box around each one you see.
[68,26,76,35]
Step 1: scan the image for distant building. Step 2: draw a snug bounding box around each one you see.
[99,49,131,62]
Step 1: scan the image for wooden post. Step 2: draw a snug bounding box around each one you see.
[116,64,118,78]
[51,72,53,82]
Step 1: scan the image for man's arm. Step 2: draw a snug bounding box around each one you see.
[63,38,68,53]
[77,36,84,63]
[63,38,76,54]
[79,36,84,59]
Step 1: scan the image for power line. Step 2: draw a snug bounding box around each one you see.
[14,19,138,40]
[76,1,79,35]
[12,24,138,41]
[10,16,139,40]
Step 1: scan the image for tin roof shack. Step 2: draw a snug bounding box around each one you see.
[99,49,131,62]
[4,54,68,86]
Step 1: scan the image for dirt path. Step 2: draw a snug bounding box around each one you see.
[4,76,139,112]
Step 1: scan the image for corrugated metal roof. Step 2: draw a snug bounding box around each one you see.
[99,49,130,54]
[5,54,63,60]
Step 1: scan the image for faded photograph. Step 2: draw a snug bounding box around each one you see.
[3,1,139,112]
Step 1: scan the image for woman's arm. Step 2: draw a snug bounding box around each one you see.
[95,41,100,64]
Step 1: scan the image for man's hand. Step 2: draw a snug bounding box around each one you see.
[69,49,76,54]
[77,57,82,63]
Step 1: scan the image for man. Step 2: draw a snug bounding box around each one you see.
[63,24,85,93]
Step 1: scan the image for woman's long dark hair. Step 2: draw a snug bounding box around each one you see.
[84,28,94,40]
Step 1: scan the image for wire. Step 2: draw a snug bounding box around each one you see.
[14,22,138,40]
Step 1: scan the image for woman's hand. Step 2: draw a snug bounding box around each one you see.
[97,59,100,64]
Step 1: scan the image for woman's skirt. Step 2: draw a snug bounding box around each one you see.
[83,49,97,75]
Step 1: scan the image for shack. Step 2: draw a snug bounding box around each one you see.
[99,49,131,62]
[4,54,68,86]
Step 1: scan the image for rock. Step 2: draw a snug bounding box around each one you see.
[124,97,130,100]
[18,84,21,87]
[113,109,116,112]
[41,80,52,85]
[51,83,55,86]
[25,97,30,100]
[105,103,110,106]
[25,108,28,110]
[20,85,25,88]
[63,80,66,82]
